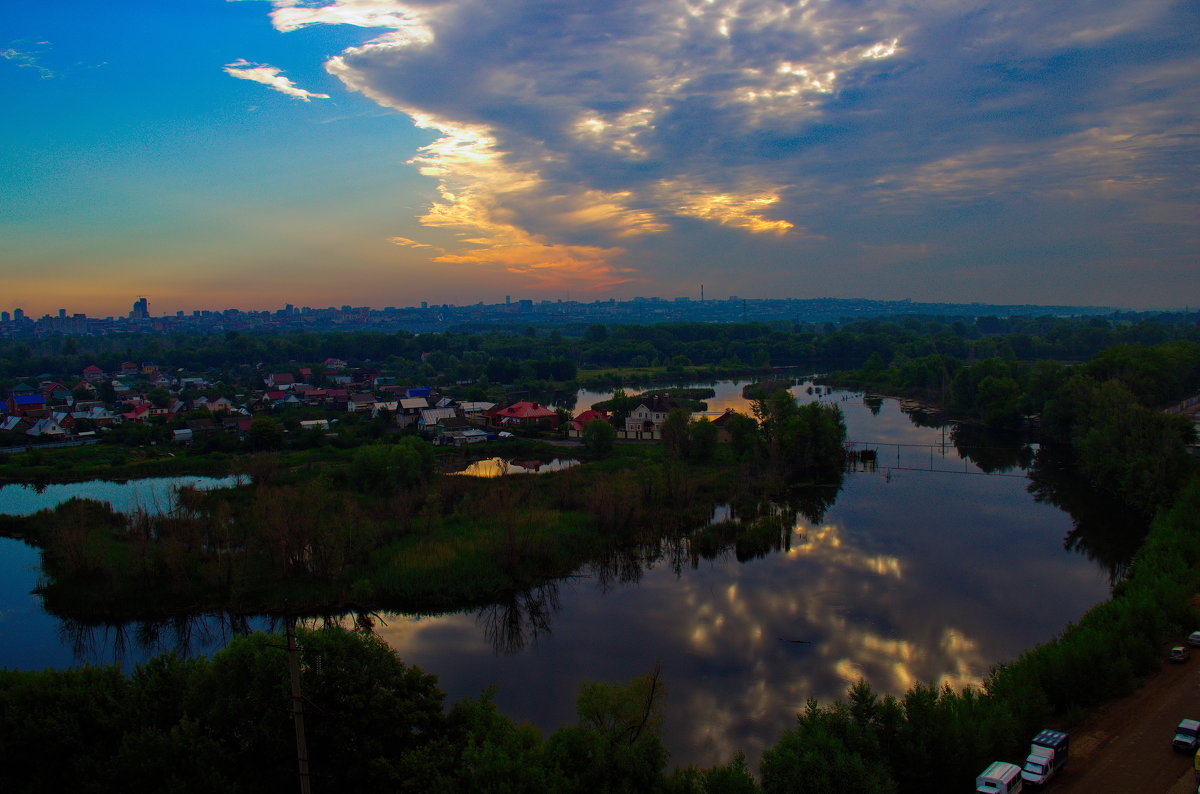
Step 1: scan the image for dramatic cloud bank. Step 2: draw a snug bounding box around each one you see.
[250,0,1200,302]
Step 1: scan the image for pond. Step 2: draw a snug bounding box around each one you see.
[0,475,245,517]
[0,386,1121,768]
[0,475,260,669]
[451,457,581,478]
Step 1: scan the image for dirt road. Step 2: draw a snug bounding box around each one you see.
[1043,650,1200,794]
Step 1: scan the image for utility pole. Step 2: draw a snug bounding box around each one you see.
[287,617,312,794]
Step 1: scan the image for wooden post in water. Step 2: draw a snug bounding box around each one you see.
[287,617,312,794]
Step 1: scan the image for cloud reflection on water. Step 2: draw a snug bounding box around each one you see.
[373,446,1106,767]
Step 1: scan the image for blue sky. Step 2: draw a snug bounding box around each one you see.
[2,0,1197,317]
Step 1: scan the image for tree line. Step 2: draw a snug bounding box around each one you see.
[2,311,1197,391]
[838,339,1200,515]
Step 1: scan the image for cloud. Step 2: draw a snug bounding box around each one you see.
[2,44,55,78]
[388,236,434,249]
[223,58,330,101]
[249,0,1200,303]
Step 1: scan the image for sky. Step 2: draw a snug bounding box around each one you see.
[2,0,1197,318]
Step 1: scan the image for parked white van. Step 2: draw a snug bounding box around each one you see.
[976,761,1024,794]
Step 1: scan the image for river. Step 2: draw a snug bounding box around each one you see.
[0,384,1116,767]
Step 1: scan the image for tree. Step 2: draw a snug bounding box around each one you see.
[661,407,692,459]
[582,418,616,455]
[688,417,717,462]
[247,417,283,451]
[976,375,1022,426]
[545,666,669,794]
[194,628,451,792]
[349,438,434,495]
[147,386,171,409]
[760,699,893,794]
[724,412,762,461]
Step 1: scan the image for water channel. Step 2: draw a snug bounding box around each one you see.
[0,383,1119,767]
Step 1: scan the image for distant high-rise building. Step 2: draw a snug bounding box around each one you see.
[1,312,9,323]
[58,308,67,318]
[131,297,149,319]
[13,308,25,320]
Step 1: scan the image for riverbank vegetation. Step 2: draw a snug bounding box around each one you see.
[834,339,1199,515]
[2,393,849,622]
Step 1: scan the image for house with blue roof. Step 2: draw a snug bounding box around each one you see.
[7,393,46,416]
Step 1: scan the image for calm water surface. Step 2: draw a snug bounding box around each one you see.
[0,387,1111,767]
[0,475,255,669]
[379,384,1109,765]
[452,457,580,477]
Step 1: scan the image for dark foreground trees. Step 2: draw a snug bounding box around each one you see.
[0,628,744,794]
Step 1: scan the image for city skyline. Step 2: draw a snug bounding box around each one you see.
[3,0,1197,318]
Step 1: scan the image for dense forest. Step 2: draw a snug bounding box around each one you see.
[2,311,1197,391]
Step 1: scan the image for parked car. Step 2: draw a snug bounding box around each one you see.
[1171,646,1192,662]
[1187,631,1200,647]
[1174,719,1200,752]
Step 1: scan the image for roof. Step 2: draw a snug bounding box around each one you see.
[420,407,457,424]
[400,397,429,410]
[27,418,65,436]
[710,408,743,427]
[494,401,558,420]
[569,408,611,431]
[637,395,680,414]
[13,394,45,406]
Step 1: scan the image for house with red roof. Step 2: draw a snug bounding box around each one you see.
[122,403,153,422]
[491,401,560,429]
[82,365,106,382]
[567,408,612,437]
